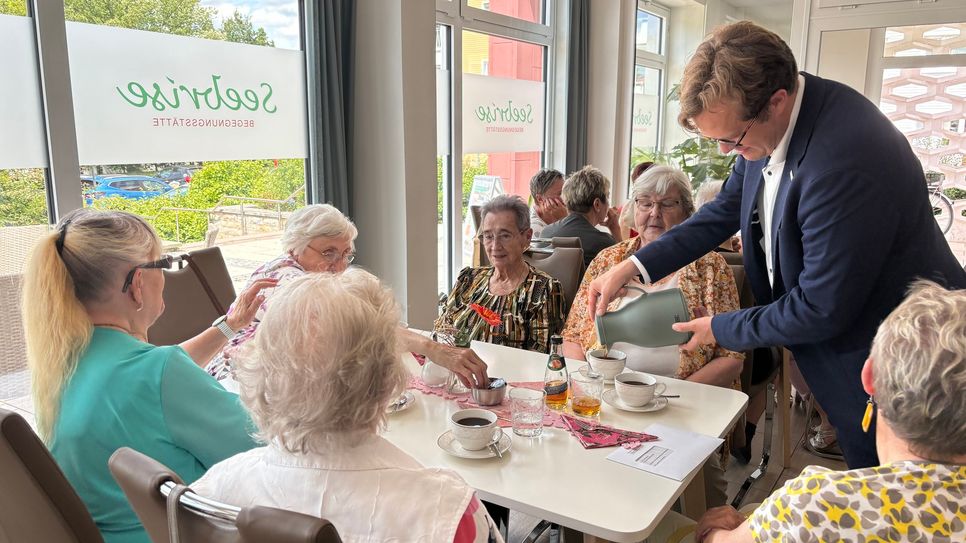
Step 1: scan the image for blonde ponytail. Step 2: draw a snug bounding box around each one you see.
[21,210,159,442]
[22,232,92,442]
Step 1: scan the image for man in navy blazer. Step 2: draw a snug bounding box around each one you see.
[588,22,966,468]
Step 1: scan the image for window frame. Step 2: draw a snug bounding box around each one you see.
[627,1,669,190]
[435,0,556,289]
[18,0,312,224]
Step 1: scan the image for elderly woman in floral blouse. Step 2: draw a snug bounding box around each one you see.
[436,194,565,354]
[207,204,489,387]
[562,166,743,506]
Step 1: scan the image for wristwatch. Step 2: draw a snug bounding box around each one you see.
[212,315,236,340]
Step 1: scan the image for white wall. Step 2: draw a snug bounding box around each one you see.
[352,0,438,329]
[816,29,871,94]
[586,0,636,202]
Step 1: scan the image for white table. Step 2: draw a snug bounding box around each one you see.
[383,340,747,542]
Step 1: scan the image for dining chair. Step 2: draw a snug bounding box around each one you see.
[108,447,342,543]
[0,407,104,543]
[524,246,584,311]
[147,247,236,346]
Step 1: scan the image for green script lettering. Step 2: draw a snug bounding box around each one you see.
[261,83,276,113]
[116,82,149,107]
[475,100,535,125]
[115,74,279,114]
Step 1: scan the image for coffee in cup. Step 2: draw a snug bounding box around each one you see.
[614,372,667,407]
[586,348,627,381]
[449,408,501,450]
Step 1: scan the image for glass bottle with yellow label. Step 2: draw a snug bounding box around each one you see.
[543,335,568,410]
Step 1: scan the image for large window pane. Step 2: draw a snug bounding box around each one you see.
[884,23,966,57]
[630,65,662,161]
[635,9,663,55]
[879,20,966,253]
[64,1,307,288]
[460,30,546,269]
[0,7,48,414]
[472,0,544,25]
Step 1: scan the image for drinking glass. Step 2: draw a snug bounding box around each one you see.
[509,387,545,437]
[570,367,604,418]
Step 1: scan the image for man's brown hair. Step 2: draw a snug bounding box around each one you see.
[678,21,798,131]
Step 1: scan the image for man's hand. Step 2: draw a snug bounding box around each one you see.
[696,506,745,543]
[428,342,489,388]
[672,311,716,352]
[536,196,567,225]
[587,259,639,316]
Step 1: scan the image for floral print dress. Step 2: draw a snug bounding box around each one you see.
[562,236,745,379]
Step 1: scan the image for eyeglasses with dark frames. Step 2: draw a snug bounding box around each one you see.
[121,254,185,293]
[708,116,759,152]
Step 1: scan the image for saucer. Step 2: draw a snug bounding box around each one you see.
[601,389,669,413]
[437,429,511,459]
[386,391,415,414]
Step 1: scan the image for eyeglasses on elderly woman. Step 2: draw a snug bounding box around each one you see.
[121,254,186,293]
[304,245,356,264]
[478,230,525,245]
[635,197,682,213]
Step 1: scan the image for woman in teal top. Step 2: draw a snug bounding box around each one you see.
[21,209,276,543]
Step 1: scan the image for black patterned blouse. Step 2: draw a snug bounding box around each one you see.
[434,264,565,354]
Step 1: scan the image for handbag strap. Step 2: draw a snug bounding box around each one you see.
[166,483,191,543]
[182,253,227,315]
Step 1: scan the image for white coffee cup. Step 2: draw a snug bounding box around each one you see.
[614,372,667,407]
[449,408,501,451]
[586,349,627,381]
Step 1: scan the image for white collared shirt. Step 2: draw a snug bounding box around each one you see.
[630,74,806,286]
[760,74,805,286]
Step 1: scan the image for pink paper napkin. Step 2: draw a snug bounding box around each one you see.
[561,414,658,449]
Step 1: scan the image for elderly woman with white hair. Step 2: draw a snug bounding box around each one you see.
[675,281,966,543]
[193,271,504,543]
[207,203,488,387]
[562,166,743,506]
[563,166,743,385]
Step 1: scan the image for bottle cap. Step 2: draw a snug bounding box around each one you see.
[550,334,562,344]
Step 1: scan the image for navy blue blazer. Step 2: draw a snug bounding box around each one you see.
[638,72,966,355]
[636,73,966,466]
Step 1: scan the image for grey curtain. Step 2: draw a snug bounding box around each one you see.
[565,0,590,174]
[305,0,355,214]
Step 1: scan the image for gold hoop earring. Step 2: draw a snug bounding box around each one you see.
[861,395,875,433]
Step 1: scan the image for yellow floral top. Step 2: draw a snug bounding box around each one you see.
[749,462,966,542]
[562,237,744,379]
[435,264,565,354]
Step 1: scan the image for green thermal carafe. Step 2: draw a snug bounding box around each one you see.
[594,286,693,348]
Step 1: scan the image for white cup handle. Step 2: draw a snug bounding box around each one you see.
[654,383,667,396]
[491,427,502,443]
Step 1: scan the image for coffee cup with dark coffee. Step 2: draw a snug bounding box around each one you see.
[586,348,627,381]
[449,408,500,450]
[614,372,666,407]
